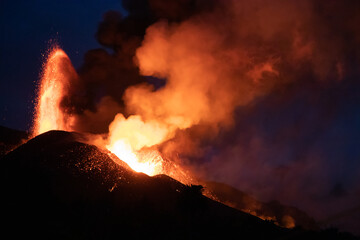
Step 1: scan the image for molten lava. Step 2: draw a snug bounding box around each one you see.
[106,113,170,176]
[107,140,163,175]
[33,47,75,136]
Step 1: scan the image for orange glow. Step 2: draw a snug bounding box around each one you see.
[108,139,163,176]
[106,113,170,176]
[33,46,75,136]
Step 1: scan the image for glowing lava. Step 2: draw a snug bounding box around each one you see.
[33,46,75,135]
[106,113,170,176]
[107,140,162,175]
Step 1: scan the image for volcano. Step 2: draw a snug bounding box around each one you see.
[0,126,28,156]
[0,129,357,239]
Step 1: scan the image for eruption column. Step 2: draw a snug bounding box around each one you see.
[33,47,75,136]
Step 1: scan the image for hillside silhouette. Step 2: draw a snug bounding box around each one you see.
[0,130,357,239]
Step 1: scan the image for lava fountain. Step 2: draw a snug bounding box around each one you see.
[33,46,76,136]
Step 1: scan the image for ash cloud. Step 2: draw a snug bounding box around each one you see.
[59,0,360,233]
[62,0,217,133]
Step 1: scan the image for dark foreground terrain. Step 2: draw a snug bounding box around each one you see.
[0,130,357,239]
[0,125,28,156]
[204,181,318,229]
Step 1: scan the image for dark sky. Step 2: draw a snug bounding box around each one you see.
[0,0,125,130]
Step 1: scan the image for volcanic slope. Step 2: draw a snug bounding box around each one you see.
[204,181,318,230]
[0,125,28,156]
[0,130,357,239]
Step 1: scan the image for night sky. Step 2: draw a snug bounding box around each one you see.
[1,0,359,235]
[0,0,125,130]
